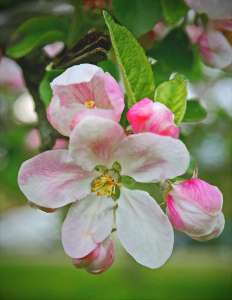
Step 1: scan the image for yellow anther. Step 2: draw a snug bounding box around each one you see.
[92,174,122,198]
[94,180,98,184]
[84,101,95,108]
[101,173,104,177]
[112,191,115,194]
[117,184,122,187]
[107,174,112,178]
[107,194,111,198]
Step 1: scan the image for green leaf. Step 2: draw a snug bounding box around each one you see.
[147,29,194,72]
[112,0,163,38]
[7,16,69,58]
[119,96,130,129]
[161,0,189,23]
[182,99,207,122]
[103,11,155,106]
[155,74,187,125]
[39,70,64,109]
[152,61,172,88]
[98,59,119,82]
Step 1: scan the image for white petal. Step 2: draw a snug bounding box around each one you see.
[51,64,103,89]
[69,116,126,171]
[18,150,97,209]
[114,133,190,182]
[62,193,116,258]
[116,188,174,269]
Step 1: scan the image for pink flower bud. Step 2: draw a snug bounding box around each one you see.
[72,236,114,274]
[166,178,224,241]
[127,98,179,138]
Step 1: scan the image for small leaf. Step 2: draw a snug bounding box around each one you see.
[119,96,130,129]
[147,29,194,72]
[7,16,69,58]
[39,70,64,109]
[182,99,207,122]
[155,74,187,125]
[103,11,155,106]
[112,0,163,38]
[161,0,189,23]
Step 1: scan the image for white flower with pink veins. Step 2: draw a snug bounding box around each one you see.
[18,116,190,270]
[47,64,125,137]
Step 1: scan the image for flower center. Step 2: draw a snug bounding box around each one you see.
[84,101,97,108]
[91,173,122,198]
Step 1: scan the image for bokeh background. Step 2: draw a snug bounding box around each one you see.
[0,0,231,299]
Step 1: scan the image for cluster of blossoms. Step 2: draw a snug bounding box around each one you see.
[18,64,224,274]
[185,0,232,70]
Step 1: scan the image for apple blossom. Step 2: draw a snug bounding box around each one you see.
[47,64,124,136]
[127,98,179,138]
[198,30,232,69]
[72,235,114,274]
[165,178,225,241]
[18,116,190,270]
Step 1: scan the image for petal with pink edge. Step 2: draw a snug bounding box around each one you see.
[114,133,190,182]
[18,150,98,209]
[166,194,221,237]
[72,235,114,274]
[116,188,174,269]
[199,31,232,69]
[170,179,223,216]
[69,117,127,172]
[127,99,179,138]
[62,193,115,258]
[189,212,225,241]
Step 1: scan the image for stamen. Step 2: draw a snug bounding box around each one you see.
[84,101,96,108]
[92,174,122,198]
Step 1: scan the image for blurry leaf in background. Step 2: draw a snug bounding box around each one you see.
[103,11,155,106]
[147,29,194,73]
[98,59,119,82]
[161,0,189,23]
[152,61,172,88]
[182,99,207,122]
[155,73,187,125]
[112,0,163,38]
[7,16,70,58]
[39,70,64,109]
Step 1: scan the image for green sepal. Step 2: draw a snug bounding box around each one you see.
[112,161,122,173]
[111,184,120,201]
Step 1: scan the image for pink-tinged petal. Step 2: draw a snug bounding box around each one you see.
[127,99,179,138]
[104,72,124,122]
[116,188,174,269]
[72,235,114,274]
[18,150,98,209]
[49,64,124,135]
[62,193,115,258]
[166,196,221,237]
[166,194,185,231]
[69,116,127,171]
[52,139,69,150]
[210,20,232,31]
[199,31,232,69]
[184,0,232,20]
[114,133,190,182]
[189,212,225,241]
[170,178,223,216]
[47,95,85,136]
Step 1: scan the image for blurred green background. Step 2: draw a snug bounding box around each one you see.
[0,0,232,299]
